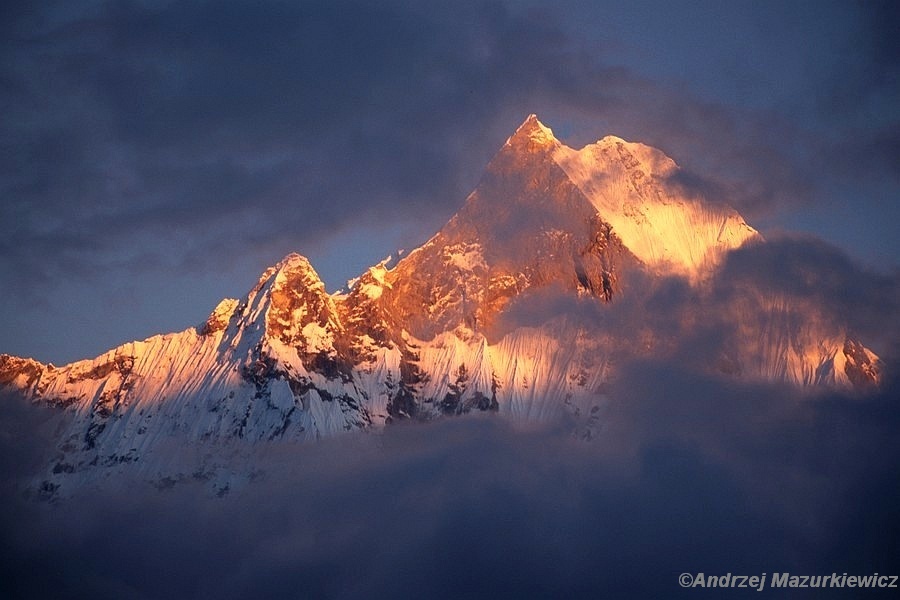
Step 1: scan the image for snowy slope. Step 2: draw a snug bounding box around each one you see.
[513,114,761,278]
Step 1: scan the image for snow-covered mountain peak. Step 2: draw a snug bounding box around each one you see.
[592,135,679,176]
[550,132,758,278]
[353,260,393,301]
[360,115,637,343]
[0,114,883,498]
[453,116,757,281]
[505,113,559,151]
[262,253,339,352]
[202,298,240,335]
[0,354,45,390]
[251,252,330,313]
[273,252,318,276]
[273,253,325,290]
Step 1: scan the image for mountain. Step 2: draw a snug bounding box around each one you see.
[0,115,881,497]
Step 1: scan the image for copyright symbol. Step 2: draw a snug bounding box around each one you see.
[679,573,694,587]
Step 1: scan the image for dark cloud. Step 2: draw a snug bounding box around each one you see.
[616,93,819,220]
[655,236,900,375]
[2,361,899,599]
[2,234,898,598]
[496,234,900,381]
[0,391,62,494]
[1,0,632,361]
[712,236,900,353]
[0,0,616,294]
[815,0,899,120]
[1,0,897,362]
[5,0,892,294]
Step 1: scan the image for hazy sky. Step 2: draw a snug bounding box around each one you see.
[1,0,897,364]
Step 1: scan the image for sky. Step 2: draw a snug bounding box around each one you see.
[1,0,898,365]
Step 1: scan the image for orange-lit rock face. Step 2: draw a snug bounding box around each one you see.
[264,254,340,354]
[355,114,636,344]
[842,338,880,388]
[0,354,45,389]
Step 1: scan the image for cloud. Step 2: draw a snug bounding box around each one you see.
[7,0,891,296]
[1,0,897,362]
[2,233,898,597]
[2,359,899,598]
[710,235,900,358]
[0,0,644,360]
[493,234,900,384]
[0,0,623,294]
[0,391,61,494]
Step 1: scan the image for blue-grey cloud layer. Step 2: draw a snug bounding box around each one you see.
[2,365,898,599]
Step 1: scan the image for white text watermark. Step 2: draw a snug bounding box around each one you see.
[679,572,899,591]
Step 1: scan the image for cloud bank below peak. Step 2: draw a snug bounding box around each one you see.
[2,360,899,598]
